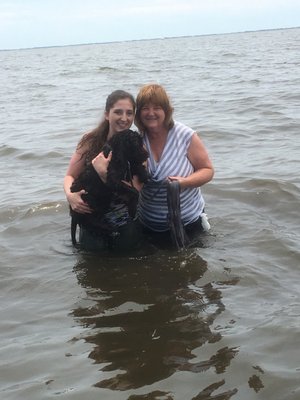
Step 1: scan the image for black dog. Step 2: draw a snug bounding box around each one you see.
[69,129,149,246]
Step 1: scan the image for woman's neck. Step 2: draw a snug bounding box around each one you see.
[107,130,114,141]
[146,127,169,162]
[146,126,168,139]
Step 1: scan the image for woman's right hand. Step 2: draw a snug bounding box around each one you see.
[67,190,92,214]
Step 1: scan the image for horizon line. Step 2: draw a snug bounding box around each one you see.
[1,25,299,52]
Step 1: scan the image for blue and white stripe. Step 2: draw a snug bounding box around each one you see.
[138,121,205,231]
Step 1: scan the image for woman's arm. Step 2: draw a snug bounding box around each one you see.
[168,133,214,189]
[64,150,92,214]
[129,175,144,192]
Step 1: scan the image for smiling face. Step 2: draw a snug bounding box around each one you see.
[105,98,135,139]
[135,84,174,133]
[139,103,166,132]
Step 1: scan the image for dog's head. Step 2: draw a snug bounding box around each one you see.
[106,129,148,163]
[104,129,149,184]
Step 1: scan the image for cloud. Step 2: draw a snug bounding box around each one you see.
[1,0,299,21]
[71,0,300,16]
[0,0,299,49]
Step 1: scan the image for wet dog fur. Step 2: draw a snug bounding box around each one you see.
[69,129,149,246]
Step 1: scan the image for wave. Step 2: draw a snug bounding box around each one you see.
[24,201,67,216]
[26,83,57,89]
[17,150,63,161]
[97,66,120,73]
[0,201,67,226]
[0,144,19,156]
[0,145,64,161]
[211,177,299,200]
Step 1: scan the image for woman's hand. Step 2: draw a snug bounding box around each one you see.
[67,190,92,214]
[121,175,144,192]
[92,151,112,183]
[168,175,185,188]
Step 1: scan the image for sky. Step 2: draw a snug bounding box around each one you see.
[0,0,299,50]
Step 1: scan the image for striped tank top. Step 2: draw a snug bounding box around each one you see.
[138,121,205,232]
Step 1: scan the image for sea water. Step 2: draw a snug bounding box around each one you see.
[0,28,300,399]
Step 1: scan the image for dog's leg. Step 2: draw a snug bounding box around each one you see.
[70,213,80,247]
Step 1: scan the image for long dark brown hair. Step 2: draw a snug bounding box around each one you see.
[77,90,135,164]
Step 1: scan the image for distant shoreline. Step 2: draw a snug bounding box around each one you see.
[1,26,299,52]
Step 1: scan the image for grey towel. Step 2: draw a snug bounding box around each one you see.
[167,181,189,249]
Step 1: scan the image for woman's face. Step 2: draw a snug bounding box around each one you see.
[139,103,166,131]
[105,98,135,137]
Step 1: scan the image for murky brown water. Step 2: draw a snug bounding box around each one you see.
[1,27,300,399]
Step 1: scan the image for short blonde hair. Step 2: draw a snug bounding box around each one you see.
[135,84,174,132]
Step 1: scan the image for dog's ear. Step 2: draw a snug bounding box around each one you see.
[102,143,112,157]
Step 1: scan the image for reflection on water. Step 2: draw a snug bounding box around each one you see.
[72,249,239,398]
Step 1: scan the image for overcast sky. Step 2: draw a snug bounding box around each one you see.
[1,0,299,50]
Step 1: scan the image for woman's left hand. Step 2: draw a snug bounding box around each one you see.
[168,176,184,188]
[121,175,144,192]
[92,151,112,183]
